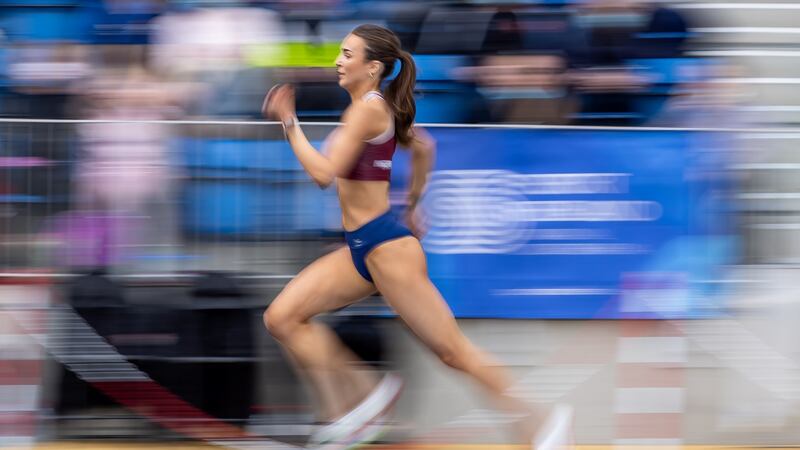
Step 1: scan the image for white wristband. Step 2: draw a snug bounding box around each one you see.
[282,116,298,133]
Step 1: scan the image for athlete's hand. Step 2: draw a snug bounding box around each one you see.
[405,199,428,238]
[261,84,296,122]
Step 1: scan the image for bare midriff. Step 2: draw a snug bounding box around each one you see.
[337,178,391,232]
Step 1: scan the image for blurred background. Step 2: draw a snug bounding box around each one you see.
[0,0,798,449]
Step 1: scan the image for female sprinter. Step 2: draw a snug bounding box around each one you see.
[262,24,572,450]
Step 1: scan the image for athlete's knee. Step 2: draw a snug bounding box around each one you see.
[434,341,471,371]
[263,302,300,342]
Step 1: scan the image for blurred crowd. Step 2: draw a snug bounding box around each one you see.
[0,0,743,273]
[0,0,725,126]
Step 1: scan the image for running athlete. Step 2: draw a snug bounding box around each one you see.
[262,24,573,450]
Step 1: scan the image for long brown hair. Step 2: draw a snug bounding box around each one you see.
[351,24,417,147]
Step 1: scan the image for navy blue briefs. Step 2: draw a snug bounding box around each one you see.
[344,209,414,282]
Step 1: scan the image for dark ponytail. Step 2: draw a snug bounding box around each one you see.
[385,50,417,147]
[351,24,417,147]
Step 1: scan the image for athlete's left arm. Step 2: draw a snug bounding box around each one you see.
[402,127,436,237]
[404,127,436,209]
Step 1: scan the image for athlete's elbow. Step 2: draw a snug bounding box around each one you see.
[313,173,334,189]
[412,131,436,156]
[413,141,435,165]
[414,142,436,166]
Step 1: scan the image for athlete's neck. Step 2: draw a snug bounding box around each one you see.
[348,82,382,103]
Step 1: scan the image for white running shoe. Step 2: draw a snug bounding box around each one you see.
[533,404,575,450]
[308,373,404,450]
[337,405,397,450]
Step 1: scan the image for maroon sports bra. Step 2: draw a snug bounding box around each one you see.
[341,91,396,182]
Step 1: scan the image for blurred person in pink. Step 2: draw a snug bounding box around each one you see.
[263,24,573,450]
[72,52,190,270]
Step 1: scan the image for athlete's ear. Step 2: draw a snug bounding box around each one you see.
[368,60,383,79]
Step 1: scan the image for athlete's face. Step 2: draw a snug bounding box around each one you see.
[335,34,381,90]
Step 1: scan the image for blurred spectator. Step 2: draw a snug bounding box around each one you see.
[482,9,525,55]
[568,0,651,124]
[634,2,690,59]
[149,3,282,117]
[71,52,193,271]
[454,7,585,124]
[562,0,692,124]
[2,42,91,118]
[469,53,576,124]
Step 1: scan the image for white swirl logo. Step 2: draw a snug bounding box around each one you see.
[420,170,532,254]
[418,170,661,255]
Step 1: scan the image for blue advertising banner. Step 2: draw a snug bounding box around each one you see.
[182,127,736,318]
[390,128,736,319]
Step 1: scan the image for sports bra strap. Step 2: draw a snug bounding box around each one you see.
[361,91,394,145]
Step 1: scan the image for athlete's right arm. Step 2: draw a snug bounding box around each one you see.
[263,85,383,189]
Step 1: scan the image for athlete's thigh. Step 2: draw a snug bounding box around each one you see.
[365,237,465,353]
[269,245,377,322]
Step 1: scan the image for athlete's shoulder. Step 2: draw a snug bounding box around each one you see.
[342,100,389,140]
[352,97,389,120]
